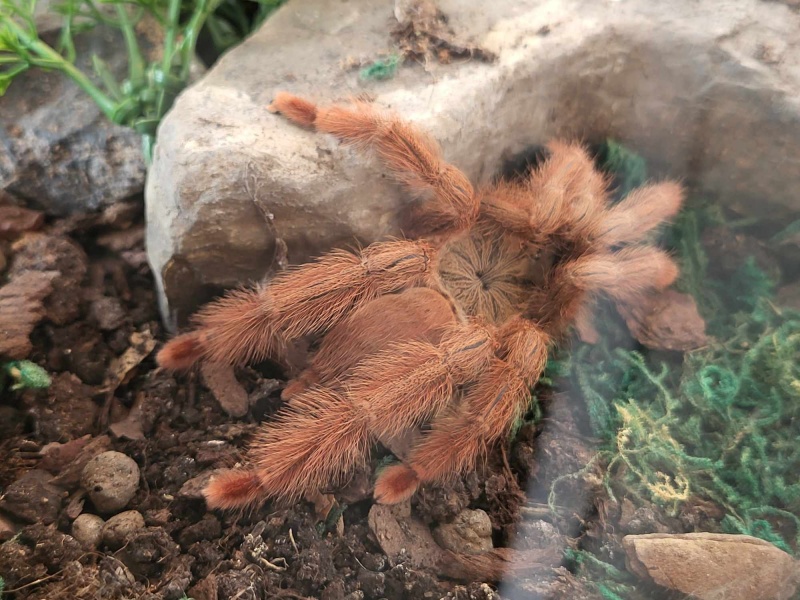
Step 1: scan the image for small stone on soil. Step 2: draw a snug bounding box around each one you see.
[357,568,386,599]
[433,509,494,555]
[81,450,140,514]
[102,509,145,549]
[179,514,222,547]
[178,470,218,501]
[90,295,127,330]
[72,513,105,550]
[117,526,180,579]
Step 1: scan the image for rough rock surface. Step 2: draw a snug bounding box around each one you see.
[147,0,800,323]
[623,532,800,600]
[0,28,145,214]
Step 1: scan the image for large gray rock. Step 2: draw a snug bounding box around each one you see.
[146,0,800,324]
[0,25,147,215]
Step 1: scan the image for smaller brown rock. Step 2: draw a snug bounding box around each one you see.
[432,508,493,555]
[90,296,127,331]
[102,510,145,549]
[178,471,219,501]
[623,532,800,600]
[72,513,105,550]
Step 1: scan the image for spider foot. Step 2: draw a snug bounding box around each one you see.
[374,464,420,504]
[157,331,206,370]
[204,469,264,510]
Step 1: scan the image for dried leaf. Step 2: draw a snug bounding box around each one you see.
[619,290,709,351]
[39,435,92,474]
[103,327,156,393]
[109,393,146,440]
[200,361,249,418]
[51,435,112,489]
[623,533,800,600]
[65,493,86,520]
[305,489,344,536]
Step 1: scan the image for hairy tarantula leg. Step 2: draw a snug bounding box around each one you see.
[269,92,479,236]
[564,246,679,304]
[346,320,497,442]
[157,239,437,370]
[157,286,282,370]
[597,181,685,246]
[205,386,370,509]
[483,141,609,242]
[374,318,550,504]
[528,246,679,336]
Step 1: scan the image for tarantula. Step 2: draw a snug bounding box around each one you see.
[157,92,684,510]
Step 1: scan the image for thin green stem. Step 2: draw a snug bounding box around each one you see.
[115,3,144,83]
[2,16,117,120]
[160,0,180,76]
[179,0,216,81]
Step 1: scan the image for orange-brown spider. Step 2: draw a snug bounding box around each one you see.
[157,92,684,511]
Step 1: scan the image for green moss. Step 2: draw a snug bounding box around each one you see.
[545,141,800,596]
[359,54,400,81]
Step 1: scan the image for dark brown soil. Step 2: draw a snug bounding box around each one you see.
[0,201,604,600]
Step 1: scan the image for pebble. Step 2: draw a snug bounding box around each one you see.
[72,513,105,550]
[432,508,493,555]
[81,451,140,513]
[102,510,145,549]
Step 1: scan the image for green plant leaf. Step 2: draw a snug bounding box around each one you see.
[0,61,28,93]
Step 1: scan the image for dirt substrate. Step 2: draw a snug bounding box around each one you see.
[0,202,609,599]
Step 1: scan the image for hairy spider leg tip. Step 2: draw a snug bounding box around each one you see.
[374,464,420,505]
[268,92,317,128]
[156,332,205,371]
[656,259,680,289]
[203,469,264,511]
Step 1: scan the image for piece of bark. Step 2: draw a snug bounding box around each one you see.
[623,532,800,600]
[0,270,56,358]
[0,205,45,239]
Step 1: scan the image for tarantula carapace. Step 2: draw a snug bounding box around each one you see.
[157,92,684,511]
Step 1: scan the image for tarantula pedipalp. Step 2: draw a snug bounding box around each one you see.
[157,92,684,510]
